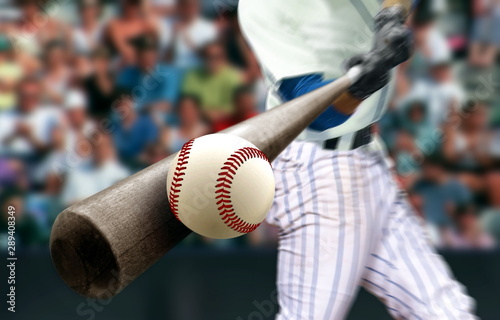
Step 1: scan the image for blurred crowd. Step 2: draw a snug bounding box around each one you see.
[381,0,500,249]
[0,0,499,251]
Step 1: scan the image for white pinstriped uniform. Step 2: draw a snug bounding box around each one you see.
[239,0,477,319]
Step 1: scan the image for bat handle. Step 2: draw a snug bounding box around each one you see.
[346,66,363,84]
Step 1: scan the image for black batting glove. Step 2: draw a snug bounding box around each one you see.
[344,52,391,100]
[345,6,413,100]
[373,6,413,67]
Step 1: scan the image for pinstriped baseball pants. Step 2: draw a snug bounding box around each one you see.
[268,140,477,320]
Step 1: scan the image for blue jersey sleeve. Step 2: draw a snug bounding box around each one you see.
[278,74,352,131]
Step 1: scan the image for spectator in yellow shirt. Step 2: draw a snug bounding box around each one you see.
[0,35,23,111]
[182,41,243,122]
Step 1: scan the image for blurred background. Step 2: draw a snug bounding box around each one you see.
[0,0,500,319]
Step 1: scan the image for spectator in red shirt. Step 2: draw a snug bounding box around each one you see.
[213,85,258,132]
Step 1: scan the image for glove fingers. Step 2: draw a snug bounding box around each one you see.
[376,26,414,68]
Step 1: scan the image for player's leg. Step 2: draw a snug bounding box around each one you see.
[363,184,476,319]
[269,142,387,319]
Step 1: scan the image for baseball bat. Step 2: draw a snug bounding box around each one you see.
[50,68,361,299]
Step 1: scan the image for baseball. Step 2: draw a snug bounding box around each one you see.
[166,134,275,239]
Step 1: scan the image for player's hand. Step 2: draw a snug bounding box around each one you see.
[373,6,413,68]
[344,6,413,100]
[344,52,391,100]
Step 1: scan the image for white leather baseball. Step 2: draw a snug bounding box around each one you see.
[166,134,275,239]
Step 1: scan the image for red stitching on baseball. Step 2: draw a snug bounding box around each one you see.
[169,139,195,221]
[216,147,270,234]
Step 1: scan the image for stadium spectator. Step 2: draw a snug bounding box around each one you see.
[0,76,61,158]
[6,0,70,73]
[412,156,473,246]
[103,0,162,65]
[0,188,48,247]
[117,33,182,110]
[443,101,492,170]
[42,40,72,105]
[400,57,464,129]
[0,35,23,111]
[447,204,496,249]
[469,0,500,67]
[481,209,500,244]
[214,85,258,132]
[34,90,94,190]
[62,132,129,206]
[62,90,95,154]
[33,125,68,197]
[72,0,104,55]
[219,8,261,83]
[167,0,219,69]
[167,0,218,68]
[397,7,451,96]
[393,130,423,189]
[0,159,28,192]
[161,95,211,154]
[398,99,433,146]
[84,46,120,119]
[182,41,243,122]
[111,91,159,168]
[411,8,451,76]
